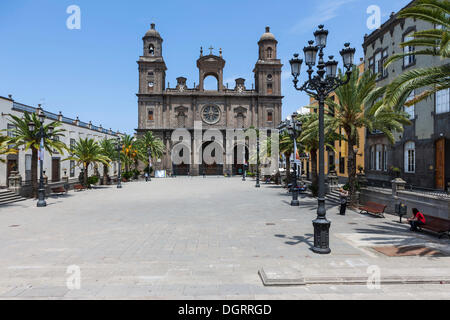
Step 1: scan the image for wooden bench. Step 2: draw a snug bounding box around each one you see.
[51,186,67,196]
[419,214,450,239]
[73,184,87,192]
[359,201,387,218]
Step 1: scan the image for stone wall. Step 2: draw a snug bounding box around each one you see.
[360,187,450,220]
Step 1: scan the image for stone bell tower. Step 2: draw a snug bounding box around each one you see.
[254,26,282,96]
[138,23,167,95]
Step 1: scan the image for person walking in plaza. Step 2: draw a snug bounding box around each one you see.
[408,208,426,232]
[144,172,149,182]
[339,188,349,216]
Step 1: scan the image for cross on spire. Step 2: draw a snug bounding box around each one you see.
[209,46,214,55]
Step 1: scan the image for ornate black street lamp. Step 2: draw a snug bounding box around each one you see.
[278,113,302,206]
[28,105,54,208]
[242,144,246,181]
[290,24,355,254]
[147,147,152,182]
[116,137,123,189]
[255,134,260,188]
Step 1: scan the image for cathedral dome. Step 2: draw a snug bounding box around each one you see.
[260,26,276,41]
[144,23,162,39]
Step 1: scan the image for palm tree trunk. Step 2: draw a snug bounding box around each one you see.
[103,164,108,185]
[346,134,357,206]
[84,162,89,186]
[31,148,38,198]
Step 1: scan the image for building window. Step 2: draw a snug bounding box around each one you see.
[266,47,273,59]
[404,90,415,119]
[267,83,273,95]
[70,160,75,178]
[7,124,16,138]
[436,88,450,114]
[339,153,345,174]
[148,110,154,121]
[267,111,273,122]
[237,113,244,128]
[149,44,155,56]
[403,32,415,67]
[404,141,415,173]
[383,145,388,171]
[374,51,382,76]
[376,144,382,171]
[370,145,375,170]
[369,58,374,74]
[70,138,76,152]
[177,112,186,128]
[25,154,32,183]
[381,49,388,77]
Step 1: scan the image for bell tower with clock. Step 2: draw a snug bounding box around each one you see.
[138,23,167,95]
[254,26,282,96]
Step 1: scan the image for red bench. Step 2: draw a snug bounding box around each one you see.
[359,201,387,218]
[51,186,67,196]
[419,214,450,239]
[74,184,87,192]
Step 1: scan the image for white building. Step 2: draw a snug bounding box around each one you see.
[0,95,121,189]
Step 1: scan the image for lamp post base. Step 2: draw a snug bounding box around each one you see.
[291,190,300,206]
[37,200,47,207]
[312,218,331,254]
[117,184,122,189]
[37,188,46,207]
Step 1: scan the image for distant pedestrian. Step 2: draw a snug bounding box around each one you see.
[144,172,149,182]
[339,188,349,216]
[408,208,426,232]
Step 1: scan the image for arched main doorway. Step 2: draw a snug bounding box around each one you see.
[200,141,223,175]
[232,145,249,176]
[172,146,190,176]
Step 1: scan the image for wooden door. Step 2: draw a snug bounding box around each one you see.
[52,158,61,182]
[435,138,445,190]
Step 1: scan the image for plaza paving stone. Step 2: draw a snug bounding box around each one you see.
[0,177,449,299]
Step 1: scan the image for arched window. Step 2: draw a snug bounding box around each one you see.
[404,141,415,173]
[149,44,155,56]
[266,47,273,59]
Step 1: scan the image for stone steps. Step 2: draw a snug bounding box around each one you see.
[0,190,27,206]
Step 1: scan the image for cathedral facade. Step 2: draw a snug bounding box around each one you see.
[136,24,283,176]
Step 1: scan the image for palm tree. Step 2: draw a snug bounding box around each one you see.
[0,135,18,162]
[64,138,110,187]
[299,112,341,191]
[135,132,165,173]
[384,0,450,108]
[99,138,116,185]
[279,131,296,187]
[120,134,137,173]
[7,112,66,197]
[324,67,411,202]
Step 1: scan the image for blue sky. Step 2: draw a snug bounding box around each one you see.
[0,0,410,134]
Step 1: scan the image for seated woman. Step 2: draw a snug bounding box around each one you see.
[408,208,426,232]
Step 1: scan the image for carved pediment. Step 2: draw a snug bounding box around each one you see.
[234,106,248,114]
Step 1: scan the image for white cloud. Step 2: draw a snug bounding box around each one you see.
[290,0,357,34]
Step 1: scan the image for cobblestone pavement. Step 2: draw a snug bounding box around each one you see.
[0,177,449,299]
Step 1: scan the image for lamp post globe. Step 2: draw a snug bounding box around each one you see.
[291,25,355,254]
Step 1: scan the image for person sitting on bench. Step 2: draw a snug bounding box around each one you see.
[408,208,426,232]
